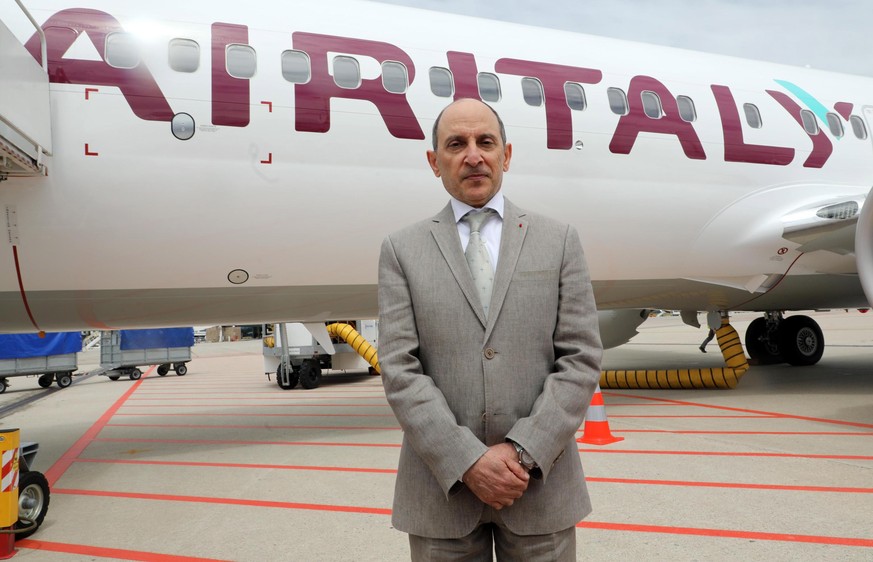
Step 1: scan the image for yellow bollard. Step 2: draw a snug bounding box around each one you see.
[0,428,20,558]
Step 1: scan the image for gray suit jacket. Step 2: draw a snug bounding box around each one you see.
[378,198,602,538]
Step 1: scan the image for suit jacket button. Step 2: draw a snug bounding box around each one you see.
[484,348,496,359]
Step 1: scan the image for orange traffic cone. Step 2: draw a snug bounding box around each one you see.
[577,384,624,445]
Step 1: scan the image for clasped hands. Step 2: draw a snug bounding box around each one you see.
[462,442,529,510]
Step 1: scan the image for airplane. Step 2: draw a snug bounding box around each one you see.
[1,0,872,374]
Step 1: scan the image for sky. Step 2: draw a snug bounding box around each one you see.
[376,0,873,77]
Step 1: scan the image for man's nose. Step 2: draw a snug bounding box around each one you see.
[463,144,483,166]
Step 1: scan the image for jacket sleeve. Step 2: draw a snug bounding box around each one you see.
[505,225,603,481]
[378,235,488,496]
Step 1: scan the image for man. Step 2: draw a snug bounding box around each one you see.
[378,98,602,561]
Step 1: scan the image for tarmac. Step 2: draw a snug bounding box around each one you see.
[0,310,871,561]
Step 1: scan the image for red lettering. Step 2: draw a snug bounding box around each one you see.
[446,52,481,100]
[212,23,250,127]
[609,76,706,159]
[711,85,794,166]
[767,90,832,168]
[494,58,601,150]
[24,9,172,121]
[292,32,423,140]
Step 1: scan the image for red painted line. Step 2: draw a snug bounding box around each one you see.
[579,448,873,460]
[84,143,98,156]
[84,87,99,100]
[587,477,873,494]
[95,437,401,448]
[260,100,272,112]
[578,520,873,548]
[126,396,388,401]
[17,538,228,561]
[610,429,873,436]
[260,152,272,164]
[45,375,148,486]
[11,246,40,332]
[604,392,873,429]
[75,457,398,474]
[54,488,393,516]
[106,421,396,431]
[118,403,391,408]
[609,415,779,419]
[113,412,396,418]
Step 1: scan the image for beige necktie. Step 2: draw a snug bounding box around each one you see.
[461,209,496,318]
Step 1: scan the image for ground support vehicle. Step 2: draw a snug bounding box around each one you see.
[0,333,81,391]
[99,328,194,381]
[263,321,379,390]
[15,441,50,540]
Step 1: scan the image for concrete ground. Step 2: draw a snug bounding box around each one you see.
[0,310,870,561]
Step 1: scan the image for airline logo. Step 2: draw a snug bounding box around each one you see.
[22,8,866,169]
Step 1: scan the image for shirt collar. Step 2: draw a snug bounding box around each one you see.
[450,191,505,224]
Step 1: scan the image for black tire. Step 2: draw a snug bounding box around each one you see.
[778,315,824,366]
[157,364,170,376]
[0,379,7,394]
[108,374,121,381]
[56,372,72,388]
[744,317,782,364]
[15,470,50,540]
[299,359,322,389]
[129,368,142,381]
[276,363,299,390]
[174,363,188,376]
[37,374,53,388]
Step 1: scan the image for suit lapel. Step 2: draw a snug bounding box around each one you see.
[486,198,528,339]
[430,203,489,326]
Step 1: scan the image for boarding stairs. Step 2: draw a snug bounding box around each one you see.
[0,1,51,180]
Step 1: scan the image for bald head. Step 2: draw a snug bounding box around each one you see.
[431,99,507,151]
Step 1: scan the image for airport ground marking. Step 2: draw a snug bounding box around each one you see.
[607,429,873,436]
[75,457,398,474]
[579,448,873,460]
[578,521,873,548]
[604,392,873,429]
[16,539,229,561]
[586,476,873,494]
[113,412,396,418]
[93,437,402,448]
[107,422,401,431]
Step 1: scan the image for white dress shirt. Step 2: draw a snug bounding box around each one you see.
[450,191,504,272]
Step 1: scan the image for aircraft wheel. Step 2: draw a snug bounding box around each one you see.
[129,368,142,381]
[299,359,322,390]
[276,363,299,390]
[174,363,188,376]
[15,470,50,540]
[56,372,72,388]
[744,317,781,364]
[37,374,54,388]
[157,364,170,376]
[778,315,824,366]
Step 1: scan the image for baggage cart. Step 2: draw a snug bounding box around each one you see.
[100,328,194,381]
[0,333,81,391]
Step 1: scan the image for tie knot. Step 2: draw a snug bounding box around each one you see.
[462,209,495,233]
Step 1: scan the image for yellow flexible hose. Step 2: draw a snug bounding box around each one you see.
[325,323,381,375]
[600,317,749,389]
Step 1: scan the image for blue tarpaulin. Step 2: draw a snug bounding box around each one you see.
[0,332,82,360]
[119,328,194,350]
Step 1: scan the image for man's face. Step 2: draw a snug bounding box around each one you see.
[427,100,512,208]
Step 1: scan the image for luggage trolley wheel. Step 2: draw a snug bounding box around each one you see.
[157,364,170,376]
[15,470,50,540]
[174,363,188,376]
[108,373,121,381]
[129,368,142,381]
[55,372,73,388]
[37,374,54,388]
[0,378,7,394]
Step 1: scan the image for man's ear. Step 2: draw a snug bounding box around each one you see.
[426,150,441,177]
[503,143,513,172]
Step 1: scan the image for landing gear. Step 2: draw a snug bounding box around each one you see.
[745,313,825,366]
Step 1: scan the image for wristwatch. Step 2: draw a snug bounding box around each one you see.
[513,442,537,471]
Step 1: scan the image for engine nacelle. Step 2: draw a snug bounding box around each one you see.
[857,189,873,308]
[597,309,649,349]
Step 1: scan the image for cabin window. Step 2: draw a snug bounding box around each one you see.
[521,78,543,107]
[743,103,762,128]
[825,113,844,138]
[800,109,819,135]
[226,44,256,78]
[168,38,199,73]
[641,90,663,119]
[478,73,501,102]
[333,56,360,89]
[607,87,628,115]
[105,32,140,69]
[281,50,310,83]
[429,67,454,97]
[850,115,868,140]
[564,82,587,111]
[677,95,696,122]
[382,61,408,94]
